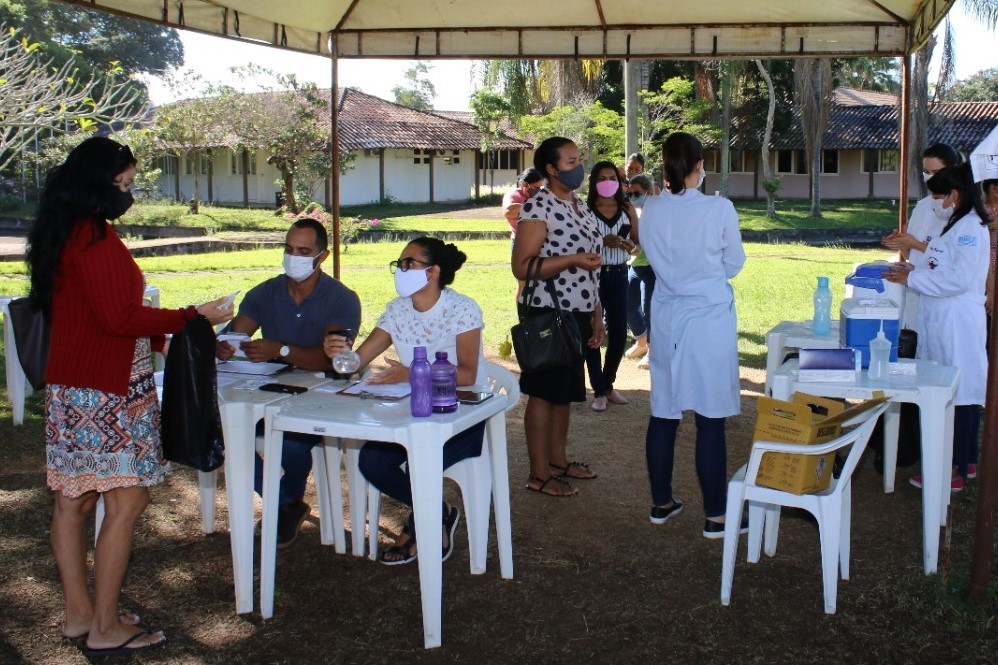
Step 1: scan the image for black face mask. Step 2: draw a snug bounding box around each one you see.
[103,188,134,220]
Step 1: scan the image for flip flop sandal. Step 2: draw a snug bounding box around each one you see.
[62,610,142,641]
[379,519,418,566]
[525,474,578,497]
[550,462,598,480]
[81,630,165,658]
[442,505,461,562]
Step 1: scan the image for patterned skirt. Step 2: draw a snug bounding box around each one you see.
[46,338,170,498]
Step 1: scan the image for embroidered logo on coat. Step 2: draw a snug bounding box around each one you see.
[958,235,978,246]
[927,257,939,270]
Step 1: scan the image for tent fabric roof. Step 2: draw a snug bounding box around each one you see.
[63,1,955,59]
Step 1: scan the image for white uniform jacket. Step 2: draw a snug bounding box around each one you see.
[901,196,945,330]
[640,189,746,419]
[907,211,989,405]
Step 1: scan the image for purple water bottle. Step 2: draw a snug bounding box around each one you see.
[431,351,458,413]
[409,346,432,417]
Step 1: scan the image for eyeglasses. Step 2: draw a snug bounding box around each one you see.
[389,258,431,273]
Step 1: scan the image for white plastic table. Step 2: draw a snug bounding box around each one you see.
[2,286,162,425]
[769,358,958,575]
[764,320,841,396]
[261,388,513,649]
[213,371,332,613]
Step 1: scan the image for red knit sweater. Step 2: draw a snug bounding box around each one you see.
[45,220,195,395]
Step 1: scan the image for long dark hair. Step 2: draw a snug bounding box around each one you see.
[661,132,704,195]
[926,163,990,234]
[586,160,627,211]
[533,137,574,176]
[26,136,137,311]
[409,237,468,288]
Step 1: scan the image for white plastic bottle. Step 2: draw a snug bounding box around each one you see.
[868,320,892,381]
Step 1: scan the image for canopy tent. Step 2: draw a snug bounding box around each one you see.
[66,1,952,59]
[56,0,998,614]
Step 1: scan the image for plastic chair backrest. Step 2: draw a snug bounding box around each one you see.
[745,401,890,492]
[482,361,520,411]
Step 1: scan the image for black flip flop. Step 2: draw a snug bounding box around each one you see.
[442,505,461,562]
[82,630,165,658]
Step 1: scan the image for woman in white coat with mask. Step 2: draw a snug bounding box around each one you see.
[639,132,747,539]
[882,143,963,330]
[324,237,486,565]
[885,164,990,492]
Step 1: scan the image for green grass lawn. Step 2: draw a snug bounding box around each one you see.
[0,240,894,368]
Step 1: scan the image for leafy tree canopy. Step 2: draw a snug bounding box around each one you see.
[392,61,436,110]
[948,67,998,101]
[0,0,183,92]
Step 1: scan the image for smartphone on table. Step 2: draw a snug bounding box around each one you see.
[259,383,308,395]
[456,390,493,405]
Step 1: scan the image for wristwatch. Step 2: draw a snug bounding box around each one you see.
[279,344,291,359]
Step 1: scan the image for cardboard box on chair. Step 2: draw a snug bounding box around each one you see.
[753,391,887,494]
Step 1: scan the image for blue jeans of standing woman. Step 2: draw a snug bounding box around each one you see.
[586,264,629,396]
[646,413,728,518]
[627,265,656,342]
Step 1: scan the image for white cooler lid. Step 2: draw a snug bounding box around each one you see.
[840,296,899,319]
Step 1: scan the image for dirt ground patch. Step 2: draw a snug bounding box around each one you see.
[1,356,996,664]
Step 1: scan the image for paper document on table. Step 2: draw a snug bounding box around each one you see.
[217,360,288,376]
[340,380,411,400]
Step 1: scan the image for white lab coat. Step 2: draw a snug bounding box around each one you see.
[640,189,746,419]
[907,211,989,405]
[901,196,945,330]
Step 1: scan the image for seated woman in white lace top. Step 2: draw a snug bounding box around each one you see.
[323,237,485,565]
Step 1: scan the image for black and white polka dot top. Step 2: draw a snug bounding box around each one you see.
[517,187,602,312]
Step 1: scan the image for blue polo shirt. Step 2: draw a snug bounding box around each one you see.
[239,272,361,347]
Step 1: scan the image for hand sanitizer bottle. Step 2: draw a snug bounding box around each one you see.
[868,320,892,381]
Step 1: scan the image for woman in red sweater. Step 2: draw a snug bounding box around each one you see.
[25,137,231,657]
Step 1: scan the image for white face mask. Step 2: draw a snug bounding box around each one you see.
[283,253,319,282]
[394,267,429,298]
[922,171,933,183]
[695,168,706,190]
[930,197,953,222]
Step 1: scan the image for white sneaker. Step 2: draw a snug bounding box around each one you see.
[637,355,650,370]
[625,341,648,359]
[591,396,608,412]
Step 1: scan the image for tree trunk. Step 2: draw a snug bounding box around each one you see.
[283,170,297,213]
[795,58,832,218]
[719,62,733,197]
[755,59,777,218]
[191,150,201,214]
[909,39,934,200]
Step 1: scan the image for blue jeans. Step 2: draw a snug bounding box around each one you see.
[646,413,728,518]
[627,265,655,341]
[585,264,628,396]
[359,421,486,510]
[953,404,981,478]
[253,423,323,508]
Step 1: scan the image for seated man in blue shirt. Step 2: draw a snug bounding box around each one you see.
[217,217,361,547]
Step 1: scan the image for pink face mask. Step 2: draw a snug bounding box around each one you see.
[595,180,620,198]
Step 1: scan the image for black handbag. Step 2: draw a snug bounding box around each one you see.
[7,297,51,391]
[161,315,225,472]
[510,257,584,372]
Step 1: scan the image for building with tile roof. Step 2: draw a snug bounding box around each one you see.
[704,88,998,200]
[153,88,534,207]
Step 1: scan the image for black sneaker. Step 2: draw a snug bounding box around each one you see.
[703,514,749,540]
[649,500,683,525]
[276,500,310,549]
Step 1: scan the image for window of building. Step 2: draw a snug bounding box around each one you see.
[729,149,757,174]
[158,155,177,175]
[413,149,431,165]
[185,153,210,175]
[443,150,461,166]
[776,149,808,175]
[822,150,839,174]
[477,150,520,171]
[230,150,257,175]
[862,149,899,173]
[704,150,719,173]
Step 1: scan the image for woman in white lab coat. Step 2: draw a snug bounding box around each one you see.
[884,163,990,491]
[640,132,747,539]
[882,143,964,330]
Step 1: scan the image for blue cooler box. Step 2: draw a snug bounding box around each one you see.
[839,297,900,368]
[845,261,906,307]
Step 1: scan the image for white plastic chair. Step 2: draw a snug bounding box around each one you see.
[720,400,890,614]
[364,361,520,573]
